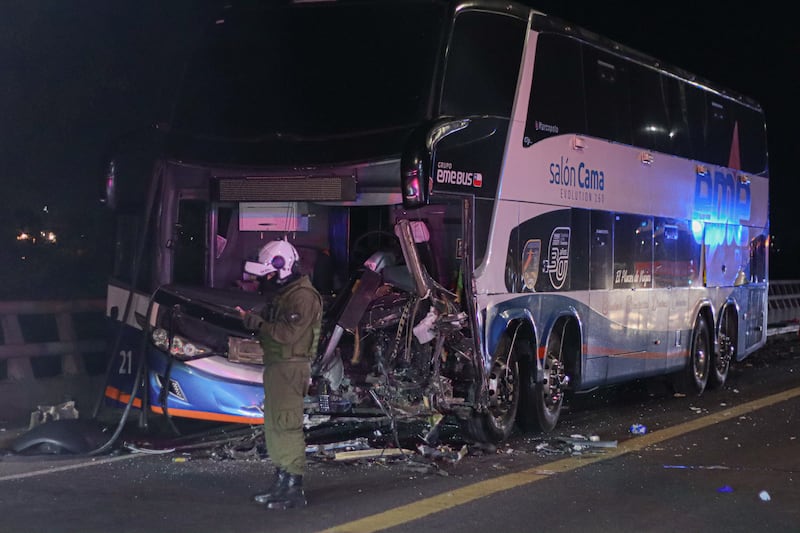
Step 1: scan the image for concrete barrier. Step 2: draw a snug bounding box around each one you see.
[0,299,109,426]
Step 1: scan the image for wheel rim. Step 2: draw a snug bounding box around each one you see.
[488,358,518,426]
[717,333,732,374]
[543,353,566,411]
[693,329,709,382]
[716,315,734,377]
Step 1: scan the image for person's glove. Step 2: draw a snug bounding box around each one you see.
[243,311,265,331]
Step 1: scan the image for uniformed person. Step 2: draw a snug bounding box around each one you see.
[238,239,322,510]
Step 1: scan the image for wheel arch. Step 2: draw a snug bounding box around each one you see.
[691,299,716,337]
[695,301,715,349]
[543,310,583,389]
[489,308,538,370]
[717,299,740,348]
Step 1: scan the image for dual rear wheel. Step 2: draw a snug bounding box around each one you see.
[674,310,735,395]
[462,323,570,443]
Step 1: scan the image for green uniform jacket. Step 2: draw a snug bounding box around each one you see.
[256,276,322,364]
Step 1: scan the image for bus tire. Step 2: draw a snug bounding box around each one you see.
[674,314,711,395]
[710,308,736,388]
[460,333,521,443]
[529,325,570,433]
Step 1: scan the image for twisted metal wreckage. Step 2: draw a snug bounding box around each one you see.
[142,218,506,448]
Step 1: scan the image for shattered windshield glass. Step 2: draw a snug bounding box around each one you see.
[172,2,446,140]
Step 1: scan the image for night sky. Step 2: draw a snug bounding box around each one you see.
[2,1,797,297]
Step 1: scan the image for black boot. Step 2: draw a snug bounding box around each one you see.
[253,468,287,504]
[265,474,307,510]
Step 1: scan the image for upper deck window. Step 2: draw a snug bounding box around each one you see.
[525,33,585,145]
[440,11,526,117]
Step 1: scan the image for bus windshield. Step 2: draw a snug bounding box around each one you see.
[171,2,447,141]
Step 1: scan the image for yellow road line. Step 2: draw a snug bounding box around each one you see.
[320,385,800,533]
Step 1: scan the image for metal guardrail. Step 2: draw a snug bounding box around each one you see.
[767,280,800,325]
[0,299,107,381]
[766,280,800,337]
[0,299,110,425]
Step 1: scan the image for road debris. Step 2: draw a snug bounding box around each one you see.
[28,400,79,429]
[663,464,730,470]
[533,435,617,456]
[758,490,771,502]
[125,444,176,454]
[331,448,413,461]
[305,437,373,456]
[629,424,647,435]
[417,443,468,464]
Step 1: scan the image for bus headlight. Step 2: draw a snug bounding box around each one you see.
[151,328,212,360]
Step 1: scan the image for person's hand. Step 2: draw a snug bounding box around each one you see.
[242,311,265,331]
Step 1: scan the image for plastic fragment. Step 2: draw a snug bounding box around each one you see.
[664,464,730,470]
[718,485,734,493]
[417,444,468,463]
[759,490,771,502]
[563,437,618,448]
[629,424,647,435]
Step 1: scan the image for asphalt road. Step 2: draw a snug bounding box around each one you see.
[1,337,798,533]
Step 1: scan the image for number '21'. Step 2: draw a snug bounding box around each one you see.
[118,350,133,374]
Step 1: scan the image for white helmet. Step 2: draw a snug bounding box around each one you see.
[244,240,299,279]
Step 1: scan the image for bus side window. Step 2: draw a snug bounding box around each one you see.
[735,104,769,175]
[705,99,734,169]
[664,77,693,160]
[630,64,670,154]
[525,33,585,146]
[583,46,632,146]
[440,10,526,117]
[613,214,653,289]
[750,233,768,283]
[590,211,613,290]
[172,199,207,286]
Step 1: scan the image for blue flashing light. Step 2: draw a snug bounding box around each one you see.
[691,220,704,242]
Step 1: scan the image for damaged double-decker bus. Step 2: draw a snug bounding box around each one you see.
[102,0,769,443]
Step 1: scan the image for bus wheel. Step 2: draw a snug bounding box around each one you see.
[532,342,567,432]
[461,338,521,443]
[710,309,736,388]
[674,315,711,395]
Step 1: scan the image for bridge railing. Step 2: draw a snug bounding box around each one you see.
[767,280,800,325]
[0,299,109,426]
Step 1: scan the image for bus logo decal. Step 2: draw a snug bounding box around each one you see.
[693,168,751,224]
[544,227,570,289]
[436,162,483,188]
[521,239,542,290]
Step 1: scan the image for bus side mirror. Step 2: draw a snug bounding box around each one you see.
[401,119,471,209]
[401,126,432,208]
